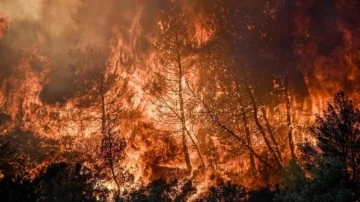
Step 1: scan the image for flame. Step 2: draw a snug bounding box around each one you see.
[0,15,7,41]
[293,0,360,113]
[0,0,359,200]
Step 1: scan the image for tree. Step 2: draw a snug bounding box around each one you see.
[34,162,103,202]
[72,48,134,193]
[98,127,127,194]
[309,91,360,197]
[275,158,352,202]
[277,92,360,201]
[196,51,285,178]
[195,181,248,202]
[147,7,204,175]
[0,175,37,202]
[273,74,297,160]
[192,1,302,179]
[71,48,130,136]
[126,178,196,202]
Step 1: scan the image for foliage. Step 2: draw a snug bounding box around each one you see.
[248,188,276,202]
[0,129,59,177]
[125,178,196,202]
[276,92,359,201]
[310,92,360,186]
[275,157,351,202]
[309,92,360,198]
[0,138,12,177]
[195,181,248,202]
[0,137,107,201]
[34,162,103,202]
[98,130,126,170]
[0,176,37,202]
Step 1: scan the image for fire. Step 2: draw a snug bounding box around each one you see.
[293,0,360,110]
[0,0,359,201]
[0,16,7,41]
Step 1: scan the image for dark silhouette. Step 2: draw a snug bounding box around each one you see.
[195,181,247,202]
[277,92,359,201]
[126,178,195,202]
[33,162,103,202]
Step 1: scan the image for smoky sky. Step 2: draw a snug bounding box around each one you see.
[0,0,359,104]
[0,0,160,103]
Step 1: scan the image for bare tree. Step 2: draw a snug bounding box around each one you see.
[72,47,133,193]
[273,74,296,159]
[98,126,126,193]
[146,10,205,175]
[243,78,283,168]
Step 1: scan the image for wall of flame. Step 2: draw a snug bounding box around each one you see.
[0,0,359,194]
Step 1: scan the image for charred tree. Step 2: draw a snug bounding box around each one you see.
[72,48,133,193]
[98,127,126,193]
[283,77,296,159]
[244,79,283,169]
[240,105,257,174]
[147,10,205,175]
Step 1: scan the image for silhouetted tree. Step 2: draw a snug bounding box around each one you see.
[98,127,127,194]
[126,178,196,202]
[195,181,248,202]
[275,158,352,202]
[147,7,204,175]
[309,92,360,194]
[34,162,103,202]
[0,176,37,202]
[72,48,134,195]
[277,92,360,201]
[0,137,38,201]
[248,188,275,202]
[0,129,59,177]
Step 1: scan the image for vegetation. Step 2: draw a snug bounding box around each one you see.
[0,92,357,201]
[0,0,359,201]
[276,92,360,202]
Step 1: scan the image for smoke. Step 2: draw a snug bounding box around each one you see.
[0,0,159,103]
[0,0,359,193]
[0,16,7,41]
[0,0,359,104]
[0,0,214,104]
[293,0,360,101]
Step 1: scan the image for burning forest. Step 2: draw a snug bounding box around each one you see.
[0,0,359,201]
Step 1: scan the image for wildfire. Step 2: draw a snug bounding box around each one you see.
[0,0,359,201]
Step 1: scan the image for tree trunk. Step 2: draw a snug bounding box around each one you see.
[241,106,256,174]
[351,150,358,198]
[284,79,295,159]
[176,33,192,174]
[197,95,272,168]
[185,128,206,169]
[100,74,106,135]
[261,107,283,163]
[245,80,282,168]
[99,72,120,192]
[179,81,192,174]
[234,80,257,173]
[108,133,120,192]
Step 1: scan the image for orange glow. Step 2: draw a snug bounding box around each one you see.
[0,0,359,200]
